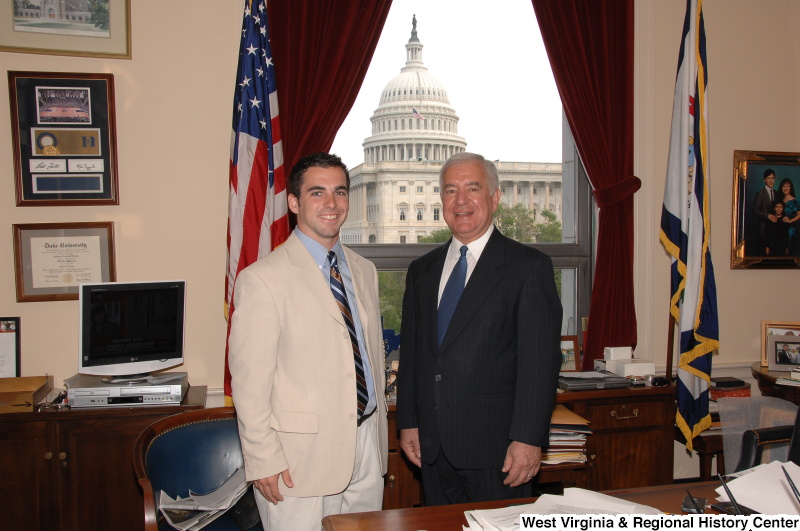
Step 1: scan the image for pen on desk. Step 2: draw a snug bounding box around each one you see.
[717,473,743,515]
[781,465,800,506]
[686,489,704,514]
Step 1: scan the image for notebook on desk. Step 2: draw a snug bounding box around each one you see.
[558,371,631,391]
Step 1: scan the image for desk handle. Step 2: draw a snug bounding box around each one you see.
[610,408,639,420]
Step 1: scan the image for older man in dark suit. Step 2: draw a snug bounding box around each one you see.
[396,152,562,505]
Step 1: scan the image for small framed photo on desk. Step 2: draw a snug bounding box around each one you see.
[768,335,800,372]
[560,335,580,372]
[0,317,21,377]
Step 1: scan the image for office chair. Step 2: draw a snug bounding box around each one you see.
[735,405,800,472]
[133,407,262,531]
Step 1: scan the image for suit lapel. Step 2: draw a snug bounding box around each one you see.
[439,230,506,351]
[284,234,343,325]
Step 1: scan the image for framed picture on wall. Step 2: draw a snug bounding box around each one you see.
[761,320,800,367]
[0,0,131,59]
[13,222,116,302]
[0,317,21,378]
[8,71,119,206]
[731,150,800,269]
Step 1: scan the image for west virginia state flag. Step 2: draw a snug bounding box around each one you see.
[659,0,719,450]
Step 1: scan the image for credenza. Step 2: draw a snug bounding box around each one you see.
[0,385,206,531]
[384,385,675,508]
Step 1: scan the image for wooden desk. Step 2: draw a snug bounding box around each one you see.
[0,385,206,531]
[752,362,800,406]
[384,385,675,508]
[322,481,721,530]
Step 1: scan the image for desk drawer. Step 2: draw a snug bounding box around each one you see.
[586,401,664,430]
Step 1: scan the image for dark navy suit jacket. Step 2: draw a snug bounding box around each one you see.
[396,228,562,469]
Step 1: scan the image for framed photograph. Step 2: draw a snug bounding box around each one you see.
[8,71,119,206]
[762,321,800,367]
[0,0,131,59]
[767,335,800,372]
[0,318,21,378]
[13,222,116,302]
[731,150,800,269]
[560,335,580,372]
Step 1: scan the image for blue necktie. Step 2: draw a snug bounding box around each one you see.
[438,245,468,346]
[328,251,368,417]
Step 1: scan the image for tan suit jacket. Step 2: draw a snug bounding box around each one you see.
[229,233,388,497]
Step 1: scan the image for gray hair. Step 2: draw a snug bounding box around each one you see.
[439,152,499,194]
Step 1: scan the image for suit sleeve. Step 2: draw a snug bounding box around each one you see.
[228,267,289,481]
[510,253,563,447]
[396,264,418,430]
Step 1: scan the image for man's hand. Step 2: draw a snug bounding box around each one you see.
[501,441,541,487]
[400,428,422,467]
[253,469,294,505]
[769,214,778,222]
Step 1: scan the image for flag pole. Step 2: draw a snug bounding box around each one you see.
[666,313,675,380]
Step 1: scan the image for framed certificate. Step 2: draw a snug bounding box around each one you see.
[0,318,20,378]
[8,71,119,206]
[13,222,116,302]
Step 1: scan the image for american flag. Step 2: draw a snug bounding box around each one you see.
[660,0,718,449]
[224,0,290,403]
[412,107,424,119]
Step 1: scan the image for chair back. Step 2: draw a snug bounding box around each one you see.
[133,407,260,531]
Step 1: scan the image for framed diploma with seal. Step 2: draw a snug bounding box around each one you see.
[8,71,119,206]
[0,317,21,378]
[13,222,116,302]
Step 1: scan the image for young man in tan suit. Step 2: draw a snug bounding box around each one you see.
[229,152,388,530]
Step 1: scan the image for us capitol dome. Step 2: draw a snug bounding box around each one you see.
[341,16,563,245]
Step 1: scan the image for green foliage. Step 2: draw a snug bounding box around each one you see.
[493,203,537,242]
[378,271,406,332]
[89,0,110,31]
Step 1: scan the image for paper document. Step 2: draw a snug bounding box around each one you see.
[158,467,250,530]
[716,460,800,515]
[463,488,660,530]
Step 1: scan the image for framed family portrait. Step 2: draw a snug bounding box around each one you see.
[13,222,116,302]
[0,0,131,59]
[0,317,21,378]
[731,150,800,269]
[8,71,119,206]
[762,320,800,367]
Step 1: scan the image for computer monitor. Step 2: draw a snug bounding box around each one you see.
[79,280,186,380]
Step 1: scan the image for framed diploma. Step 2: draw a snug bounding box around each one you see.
[13,222,116,302]
[8,71,119,206]
[0,318,20,378]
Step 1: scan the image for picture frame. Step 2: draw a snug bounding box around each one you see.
[761,320,800,367]
[13,222,116,302]
[0,317,21,378]
[560,335,581,372]
[767,335,800,372]
[0,0,131,59]
[731,150,800,269]
[8,71,119,206]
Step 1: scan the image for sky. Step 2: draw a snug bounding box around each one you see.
[330,0,563,169]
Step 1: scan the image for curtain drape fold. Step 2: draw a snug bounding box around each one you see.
[267,1,393,172]
[532,0,637,369]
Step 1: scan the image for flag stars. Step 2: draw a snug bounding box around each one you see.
[246,43,258,55]
[249,96,262,109]
[240,76,251,88]
[256,67,264,78]
[260,118,268,130]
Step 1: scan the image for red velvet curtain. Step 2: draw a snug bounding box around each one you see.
[267,1,393,173]
[531,0,639,370]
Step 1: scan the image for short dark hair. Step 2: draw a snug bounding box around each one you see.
[764,168,776,180]
[288,152,350,199]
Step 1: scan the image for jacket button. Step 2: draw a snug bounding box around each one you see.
[435,374,442,382]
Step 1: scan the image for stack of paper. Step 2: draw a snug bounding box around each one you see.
[158,467,250,531]
[545,405,591,464]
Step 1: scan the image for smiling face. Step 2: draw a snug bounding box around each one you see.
[441,160,501,244]
[288,165,349,249]
[783,181,792,195]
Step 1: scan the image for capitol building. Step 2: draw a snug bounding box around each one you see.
[340,16,563,245]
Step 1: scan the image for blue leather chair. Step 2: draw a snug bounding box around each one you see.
[133,407,263,531]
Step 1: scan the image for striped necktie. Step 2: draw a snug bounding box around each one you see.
[328,251,368,417]
[438,245,468,346]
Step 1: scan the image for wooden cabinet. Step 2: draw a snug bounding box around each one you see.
[0,386,206,531]
[384,385,675,507]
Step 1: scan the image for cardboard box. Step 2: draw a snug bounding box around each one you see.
[0,375,54,413]
[606,358,655,378]
[604,346,633,360]
[593,359,607,371]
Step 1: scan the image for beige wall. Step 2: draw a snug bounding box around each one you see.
[1,0,799,452]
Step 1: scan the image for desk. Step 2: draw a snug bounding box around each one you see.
[322,482,722,530]
[752,362,800,406]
